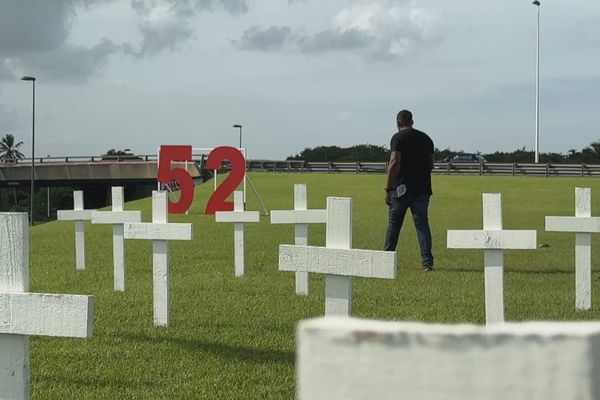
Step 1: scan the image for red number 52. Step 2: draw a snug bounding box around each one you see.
[157,145,245,215]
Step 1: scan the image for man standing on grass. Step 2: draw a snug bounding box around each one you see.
[384,110,435,271]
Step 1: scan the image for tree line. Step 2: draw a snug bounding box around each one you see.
[288,141,600,164]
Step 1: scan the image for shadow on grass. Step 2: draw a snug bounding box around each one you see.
[115,333,295,365]
[440,267,574,275]
[35,375,157,390]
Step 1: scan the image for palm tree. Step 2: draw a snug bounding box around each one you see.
[0,134,25,163]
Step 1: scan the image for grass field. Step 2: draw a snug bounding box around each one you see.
[26,173,600,399]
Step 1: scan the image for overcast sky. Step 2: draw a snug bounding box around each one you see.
[1,0,599,159]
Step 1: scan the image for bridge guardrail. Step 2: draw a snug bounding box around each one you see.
[3,157,600,177]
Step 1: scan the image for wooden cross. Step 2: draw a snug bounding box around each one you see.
[123,191,192,327]
[91,187,141,292]
[57,190,95,270]
[447,193,537,325]
[546,187,599,310]
[215,191,260,277]
[0,213,94,400]
[271,184,326,295]
[279,197,396,316]
[298,318,600,400]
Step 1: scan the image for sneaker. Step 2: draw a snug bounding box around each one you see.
[423,266,434,272]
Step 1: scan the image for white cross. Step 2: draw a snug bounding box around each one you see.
[123,191,192,327]
[447,193,537,325]
[91,187,141,292]
[298,318,600,400]
[546,187,599,310]
[1,213,94,400]
[271,184,326,295]
[279,197,396,316]
[215,191,260,277]
[57,190,95,270]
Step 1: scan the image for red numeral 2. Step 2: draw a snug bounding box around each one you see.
[157,145,194,214]
[205,146,246,215]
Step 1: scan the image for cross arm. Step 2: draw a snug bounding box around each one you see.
[270,210,327,224]
[123,222,193,241]
[279,245,396,279]
[57,210,95,221]
[215,211,260,223]
[92,210,142,225]
[545,216,600,233]
[0,293,94,338]
[447,230,537,249]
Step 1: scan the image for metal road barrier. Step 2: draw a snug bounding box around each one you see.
[3,156,600,178]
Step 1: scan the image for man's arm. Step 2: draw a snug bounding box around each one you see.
[385,151,401,205]
[429,153,434,172]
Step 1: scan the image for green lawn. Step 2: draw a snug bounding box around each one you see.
[27,173,600,399]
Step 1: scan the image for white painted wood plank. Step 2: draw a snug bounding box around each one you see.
[296,224,309,295]
[112,187,124,212]
[295,224,308,247]
[234,223,244,277]
[124,222,193,241]
[215,211,260,223]
[576,232,592,310]
[0,293,94,337]
[270,210,327,224]
[234,191,243,212]
[152,240,169,327]
[295,184,307,210]
[483,193,502,230]
[326,197,351,249]
[113,224,125,292]
[73,190,84,211]
[0,213,28,292]
[545,216,600,233]
[0,335,29,400]
[74,220,85,270]
[295,185,309,296]
[484,250,505,324]
[447,230,537,249]
[576,187,591,217]
[325,275,352,316]
[153,191,167,224]
[91,211,141,224]
[323,198,352,313]
[279,245,396,279]
[57,210,94,221]
[298,318,600,400]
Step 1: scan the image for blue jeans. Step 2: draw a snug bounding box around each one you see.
[384,192,434,267]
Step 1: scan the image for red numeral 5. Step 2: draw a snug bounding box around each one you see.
[157,145,194,214]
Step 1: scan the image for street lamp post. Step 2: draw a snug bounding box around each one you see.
[21,76,36,225]
[533,1,541,163]
[233,124,242,148]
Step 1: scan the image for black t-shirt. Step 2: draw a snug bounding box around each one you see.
[390,128,434,195]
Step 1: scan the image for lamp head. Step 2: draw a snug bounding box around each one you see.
[233,124,242,128]
[21,76,36,81]
[532,1,540,6]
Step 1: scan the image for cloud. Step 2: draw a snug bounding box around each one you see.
[6,40,126,83]
[235,26,295,52]
[233,1,444,61]
[0,0,124,82]
[0,0,252,81]
[130,0,249,56]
